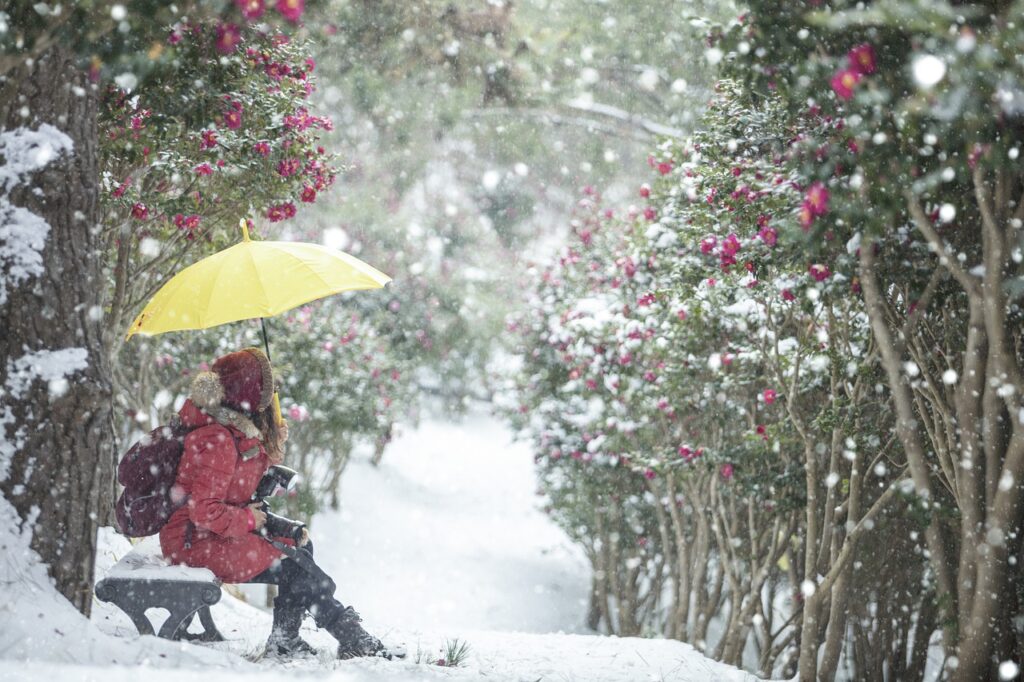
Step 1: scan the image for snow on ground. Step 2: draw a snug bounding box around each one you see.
[308,410,592,634]
[3,411,761,682]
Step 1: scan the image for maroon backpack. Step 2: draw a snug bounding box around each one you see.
[114,417,191,537]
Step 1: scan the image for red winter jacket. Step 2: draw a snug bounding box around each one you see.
[159,399,287,583]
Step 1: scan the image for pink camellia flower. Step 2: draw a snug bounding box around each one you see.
[677,309,687,321]
[831,68,861,100]
[131,203,148,220]
[287,404,309,421]
[758,225,778,246]
[236,0,265,20]
[224,106,243,130]
[276,0,305,22]
[678,446,691,459]
[643,206,657,221]
[200,129,218,150]
[657,161,673,176]
[112,179,131,198]
[253,141,271,157]
[643,468,657,480]
[806,182,829,216]
[637,292,656,307]
[700,236,717,254]
[781,289,796,302]
[215,23,242,54]
[809,263,832,282]
[763,388,777,405]
[194,163,214,176]
[847,44,876,75]
[720,463,735,481]
[639,184,651,198]
[301,186,317,203]
[168,30,183,45]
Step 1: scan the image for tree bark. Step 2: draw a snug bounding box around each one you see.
[0,46,113,615]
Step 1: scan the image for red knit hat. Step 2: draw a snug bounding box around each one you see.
[191,347,274,414]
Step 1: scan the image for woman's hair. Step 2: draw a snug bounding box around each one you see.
[254,406,284,459]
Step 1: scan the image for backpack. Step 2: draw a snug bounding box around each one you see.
[114,416,191,537]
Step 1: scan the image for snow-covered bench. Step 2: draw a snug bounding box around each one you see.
[94,536,224,642]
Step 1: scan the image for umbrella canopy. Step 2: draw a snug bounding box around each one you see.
[126,221,391,339]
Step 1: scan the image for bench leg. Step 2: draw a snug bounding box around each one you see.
[160,605,202,640]
[196,606,225,642]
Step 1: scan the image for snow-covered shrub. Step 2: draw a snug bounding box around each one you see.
[509,82,923,678]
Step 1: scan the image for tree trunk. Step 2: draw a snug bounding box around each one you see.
[0,46,113,616]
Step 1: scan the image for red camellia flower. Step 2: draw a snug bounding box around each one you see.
[643,206,657,221]
[253,141,271,157]
[700,236,717,255]
[194,163,214,176]
[300,185,317,203]
[215,23,242,54]
[200,129,218,150]
[799,202,815,231]
[236,0,265,20]
[720,463,734,481]
[657,161,673,176]
[265,62,292,80]
[806,182,829,216]
[809,263,832,282]
[174,213,201,234]
[763,388,777,405]
[847,44,876,75]
[276,0,305,22]
[639,184,651,198]
[758,225,778,246]
[830,68,861,100]
[131,203,148,220]
[721,233,741,257]
[112,179,131,198]
[224,105,243,130]
[168,30,183,45]
[782,289,796,302]
[643,468,657,480]
[277,158,301,177]
[637,292,656,307]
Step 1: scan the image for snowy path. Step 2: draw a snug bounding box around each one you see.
[310,410,592,635]
[3,413,760,682]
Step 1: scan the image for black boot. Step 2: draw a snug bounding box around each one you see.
[265,598,318,659]
[322,606,392,661]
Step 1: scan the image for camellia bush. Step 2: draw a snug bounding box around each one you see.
[101,23,337,361]
[705,2,1024,680]
[508,79,933,679]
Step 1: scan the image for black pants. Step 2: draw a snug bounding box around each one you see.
[247,540,346,626]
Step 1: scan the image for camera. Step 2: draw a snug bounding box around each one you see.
[251,465,306,546]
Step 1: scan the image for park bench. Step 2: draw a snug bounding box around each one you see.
[94,536,224,642]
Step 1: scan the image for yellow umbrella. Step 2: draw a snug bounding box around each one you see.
[126,220,391,421]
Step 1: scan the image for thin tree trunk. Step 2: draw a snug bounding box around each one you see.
[0,46,114,615]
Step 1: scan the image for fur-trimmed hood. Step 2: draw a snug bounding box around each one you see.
[188,371,262,439]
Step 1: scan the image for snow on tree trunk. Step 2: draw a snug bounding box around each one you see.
[0,46,114,616]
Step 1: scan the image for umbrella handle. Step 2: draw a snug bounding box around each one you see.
[273,392,284,426]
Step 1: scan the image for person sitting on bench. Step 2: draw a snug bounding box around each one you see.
[158,347,390,660]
